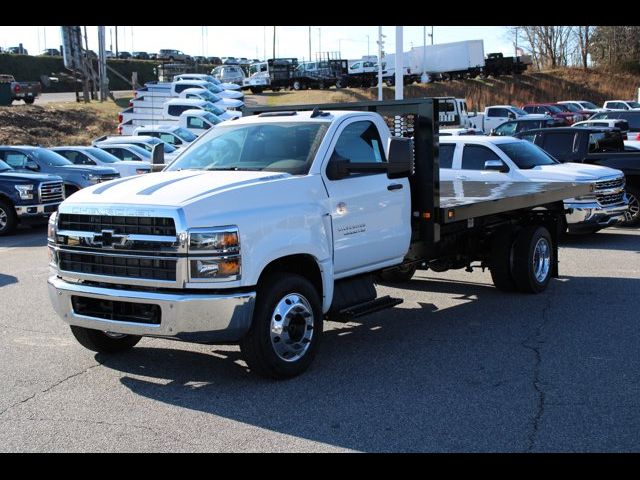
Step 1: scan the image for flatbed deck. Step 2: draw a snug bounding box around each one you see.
[438,180,593,223]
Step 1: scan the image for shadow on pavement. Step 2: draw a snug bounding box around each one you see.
[560,229,640,253]
[94,275,640,452]
[0,224,48,249]
[0,273,18,287]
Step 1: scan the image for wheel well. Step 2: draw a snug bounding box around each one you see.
[626,176,640,190]
[0,193,13,206]
[258,255,323,298]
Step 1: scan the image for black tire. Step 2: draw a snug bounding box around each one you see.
[378,263,417,283]
[23,97,35,105]
[64,185,78,198]
[511,226,553,294]
[240,273,322,379]
[70,325,141,353]
[622,185,640,227]
[292,81,302,91]
[489,227,517,292]
[250,87,264,94]
[0,199,17,236]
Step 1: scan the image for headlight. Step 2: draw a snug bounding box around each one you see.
[14,184,34,200]
[189,227,239,253]
[188,227,240,282]
[190,257,240,280]
[81,173,101,183]
[48,211,57,242]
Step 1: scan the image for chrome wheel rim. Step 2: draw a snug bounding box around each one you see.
[270,293,314,363]
[0,207,7,230]
[625,193,639,223]
[533,237,551,283]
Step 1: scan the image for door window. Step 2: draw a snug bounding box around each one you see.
[487,108,508,118]
[494,122,517,136]
[329,121,387,174]
[439,144,455,168]
[541,133,577,159]
[461,145,502,170]
[4,152,29,169]
[187,116,207,129]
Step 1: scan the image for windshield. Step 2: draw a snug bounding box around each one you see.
[208,83,223,93]
[496,141,559,169]
[203,103,225,116]
[628,101,640,108]
[580,101,598,110]
[87,147,121,163]
[195,90,217,102]
[125,145,152,158]
[554,104,570,112]
[134,138,177,154]
[166,122,329,175]
[204,87,221,102]
[203,112,223,125]
[0,159,12,172]
[31,149,73,166]
[546,105,562,113]
[561,103,580,112]
[174,127,197,142]
[591,111,640,130]
[512,107,528,116]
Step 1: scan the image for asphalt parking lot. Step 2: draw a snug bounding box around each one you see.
[1,225,639,452]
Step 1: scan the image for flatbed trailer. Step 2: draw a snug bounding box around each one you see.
[246,98,591,291]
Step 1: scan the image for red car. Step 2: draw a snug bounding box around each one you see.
[520,103,579,125]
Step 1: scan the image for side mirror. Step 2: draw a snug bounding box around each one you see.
[387,137,414,179]
[490,128,497,136]
[484,160,508,172]
[508,112,516,119]
[151,143,165,172]
[26,160,40,171]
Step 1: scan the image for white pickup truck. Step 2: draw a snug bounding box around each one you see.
[47,99,590,379]
[438,136,628,233]
[468,105,548,134]
[118,99,238,136]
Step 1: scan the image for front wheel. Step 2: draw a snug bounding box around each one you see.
[622,186,640,227]
[0,200,17,236]
[23,97,35,104]
[292,81,302,91]
[70,326,141,353]
[240,274,322,379]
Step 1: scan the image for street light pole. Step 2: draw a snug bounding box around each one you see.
[377,26,384,101]
[421,25,427,83]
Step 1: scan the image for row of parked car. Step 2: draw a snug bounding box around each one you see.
[0,129,202,235]
[441,100,640,232]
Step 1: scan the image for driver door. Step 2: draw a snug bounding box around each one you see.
[321,119,410,277]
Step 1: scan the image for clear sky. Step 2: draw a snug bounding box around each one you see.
[0,26,515,61]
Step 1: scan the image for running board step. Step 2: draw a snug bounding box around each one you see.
[333,295,403,322]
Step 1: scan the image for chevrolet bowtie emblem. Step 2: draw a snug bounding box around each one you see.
[92,229,127,248]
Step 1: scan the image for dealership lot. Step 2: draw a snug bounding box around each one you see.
[0,225,639,452]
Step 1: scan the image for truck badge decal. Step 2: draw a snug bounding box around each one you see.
[337,223,366,235]
[91,229,128,249]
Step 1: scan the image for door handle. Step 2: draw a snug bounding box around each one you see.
[387,183,403,191]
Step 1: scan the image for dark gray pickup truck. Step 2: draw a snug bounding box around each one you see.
[0,74,41,105]
[516,126,640,226]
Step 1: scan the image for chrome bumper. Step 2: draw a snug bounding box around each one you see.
[15,202,61,218]
[565,201,629,229]
[48,275,256,343]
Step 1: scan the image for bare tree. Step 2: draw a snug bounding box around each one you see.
[575,26,591,70]
[509,26,575,69]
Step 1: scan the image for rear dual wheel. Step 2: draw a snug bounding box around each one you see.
[490,226,553,294]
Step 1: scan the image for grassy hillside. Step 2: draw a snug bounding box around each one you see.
[255,68,640,110]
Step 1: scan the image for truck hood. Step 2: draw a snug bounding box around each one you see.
[531,162,623,181]
[0,171,62,183]
[65,169,293,207]
[57,165,120,175]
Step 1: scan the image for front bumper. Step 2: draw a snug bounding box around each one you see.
[48,275,256,343]
[15,202,61,219]
[565,200,629,231]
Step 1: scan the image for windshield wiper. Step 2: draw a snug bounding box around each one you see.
[205,166,262,171]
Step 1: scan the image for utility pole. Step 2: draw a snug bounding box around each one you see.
[110,28,113,52]
[308,26,312,63]
[272,26,276,61]
[421,26,427,83]
[431,26,434,45]
[263,26,266,60]
[377,26,384,101]
[43,26,47,51]
[395,26,403,101]
[115,26,119,56]
[318,27,321,56]
[97,26,108,102]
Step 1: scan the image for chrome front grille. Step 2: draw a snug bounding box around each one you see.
[595,178,625,191]
[40,181,64,203]
[597,192,625,206]
[58,214,176,236]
